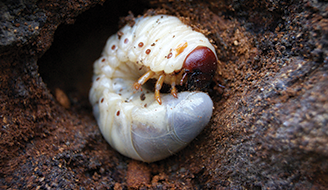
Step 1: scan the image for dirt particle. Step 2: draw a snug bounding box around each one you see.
[127,160,150,188]
[55,88,70,109]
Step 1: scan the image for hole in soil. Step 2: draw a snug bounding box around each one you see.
[38,0,148,108]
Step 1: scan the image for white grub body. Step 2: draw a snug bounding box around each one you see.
[89,15,215,162]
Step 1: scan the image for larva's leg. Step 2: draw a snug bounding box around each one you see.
[155,74,165,105]
[170,75,178,98]
[133,71,155,90]
[180,72,188,86]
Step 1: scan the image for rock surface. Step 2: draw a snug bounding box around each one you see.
[1,0,327,189]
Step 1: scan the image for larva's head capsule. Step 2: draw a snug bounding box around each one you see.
[182,46,218,90]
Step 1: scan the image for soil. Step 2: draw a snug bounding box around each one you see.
[1,0,328,189]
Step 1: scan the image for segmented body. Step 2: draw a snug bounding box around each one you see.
[89,15,216,162]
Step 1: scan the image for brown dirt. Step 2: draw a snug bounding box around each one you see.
[1,0,328,189]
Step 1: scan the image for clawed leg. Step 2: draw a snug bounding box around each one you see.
[133,71,155,90]
[170,75,178,98]
[180,72,188,86]
[155,74,165,105]
[134,71,178,105]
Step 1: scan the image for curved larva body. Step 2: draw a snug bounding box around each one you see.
[102,15,216,75]
[90,15,216,162]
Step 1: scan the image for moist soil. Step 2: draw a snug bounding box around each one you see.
[1,0,328,189]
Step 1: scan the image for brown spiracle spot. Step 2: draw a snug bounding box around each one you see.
[145,49,151,54]
[138,42,144,47]
[124,38,129,44]
[101,58,106,62]
[151,43,155,46]
[116,110,120,116]
[101,98,104,103]
[167,52,173,59]
[96,77,100,81]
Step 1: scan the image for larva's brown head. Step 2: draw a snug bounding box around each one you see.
[182,46,217,90]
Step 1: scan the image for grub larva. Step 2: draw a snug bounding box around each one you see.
[89,15,217,162]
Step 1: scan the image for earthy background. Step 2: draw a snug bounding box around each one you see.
[1,0,328,189]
